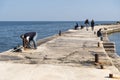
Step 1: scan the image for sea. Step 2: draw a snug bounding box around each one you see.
[108,32,120,56]
[0,21,117,53]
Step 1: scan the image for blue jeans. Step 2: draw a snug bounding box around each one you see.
[33,33,37,49]
[100,36,103,41]
[28,33,37,49]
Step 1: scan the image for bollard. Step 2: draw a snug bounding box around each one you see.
[98,42,100,47]
[95,54,99,63]
[109,74,113,78]
[100,65,104,69]
[59,30,61,36]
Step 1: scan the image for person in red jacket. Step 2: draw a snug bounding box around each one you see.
[20,32,37,49]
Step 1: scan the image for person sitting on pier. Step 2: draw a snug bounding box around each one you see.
[74,23,79,30]
[20,32,37,50]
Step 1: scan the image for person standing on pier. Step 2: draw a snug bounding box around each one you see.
[97,29,103,41]
[91,19,95,31]
[84,19,89,31]
[20,32,37,50]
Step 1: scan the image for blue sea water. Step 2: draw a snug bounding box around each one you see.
[0,21,116,53]
[108,32,120,56]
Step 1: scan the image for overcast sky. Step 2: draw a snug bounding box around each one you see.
[0,0,120,21]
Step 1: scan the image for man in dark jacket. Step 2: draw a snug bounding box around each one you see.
[97,29,103,41]
[20,32,37,49]
[91,19,95,31]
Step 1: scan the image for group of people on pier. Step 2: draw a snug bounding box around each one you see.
[74,19,95,31]
[74,19,103,41]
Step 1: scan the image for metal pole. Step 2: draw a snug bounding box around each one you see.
[95,54,99,63]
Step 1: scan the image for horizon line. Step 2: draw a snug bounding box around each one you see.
[0,20,118,22]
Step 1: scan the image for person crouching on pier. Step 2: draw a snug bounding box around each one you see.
[20,32,37,50]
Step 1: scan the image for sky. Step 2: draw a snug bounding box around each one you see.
[0,0,120,21]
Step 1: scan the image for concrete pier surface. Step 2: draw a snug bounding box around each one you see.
[0,24,120,80]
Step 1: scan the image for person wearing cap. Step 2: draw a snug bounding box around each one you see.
[20,32,37,49]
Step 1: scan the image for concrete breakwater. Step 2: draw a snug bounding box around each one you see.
[0,24,120,80]
[102,24,120,71]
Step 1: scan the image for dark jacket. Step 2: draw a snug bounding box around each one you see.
[91,20,94,27]
[84,19,89,24]
[23,32,36,41]
[97,29,102,37]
